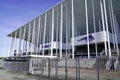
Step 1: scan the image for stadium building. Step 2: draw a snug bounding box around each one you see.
[7,0,120,59]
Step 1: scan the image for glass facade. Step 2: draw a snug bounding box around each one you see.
[7,0,120,59]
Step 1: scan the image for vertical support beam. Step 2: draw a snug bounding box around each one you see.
[66,2,68,58]
[13,31,17,56]
[114,15,119,55]
[33,20,38,54]
[71,0,75,59]
[39,19,42,55]
[30,23,33,54]
[103,0,111,57]
[10,34,14,56]
[3,36,7,57]
[56,9,59,57]
[100,0,108,55]
[32,20,36,53]
[110,0,119,55]
[85,0,90,59]
[60,3,63,59]
[25,39,27,53]
[51,8,55,56]
[42,13,47,56]
[68,6,71,56]
[37,17,41,54]
[92,0,98,56]
[28,23,31,54]
[98,20,102,31]
[108,0,116,49]
[8,34,12,56]
[26,27,29,55]
[23,26,26,54]
[18,29,22,55]
[34,19,39,65]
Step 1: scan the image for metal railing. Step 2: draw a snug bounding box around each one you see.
[2,56,120,80]
[29,56,120,80]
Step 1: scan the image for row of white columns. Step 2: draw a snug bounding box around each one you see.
[109,0,119,55]
[6,0,119,59]
[100,0,108,56]
[100,0,119,57]
[7,5,61,58]
[71,0,119,58]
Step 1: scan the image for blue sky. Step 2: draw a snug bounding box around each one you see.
[0,0,62,57]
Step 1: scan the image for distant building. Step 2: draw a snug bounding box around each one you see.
[8,0,120,59]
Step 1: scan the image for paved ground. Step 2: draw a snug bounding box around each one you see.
[0,67,120,80]
[0,68,50,80]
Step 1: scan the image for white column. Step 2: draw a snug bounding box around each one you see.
[3,36,8,57]
[37,17,41,54]
[42,14,47,56]
[32,20,36,53]
[8,35,12,57]
[103,0,111,57]
[34,21,37,53]
[71,0,75,59]
[13,32,17,56]
[100,0,108,55]
[85,0,90,58]
[7,36,12,57]
[60,3,63,59]
[92,0,98,56]
[98,20,102,31]
[18,29,22,55]
[39,20,42,55]
[25,40,27,53]
[33,21,38,54]
[51,9,55,56]
[26,28,29,54]
[66,4,68,58]
[23,26,26,54]
[110,0,119,55]
[56,9,59,56]
[11,32,17,56]
[28,23,31,54]
[31,20,36,54]
[114,15,119,55]
[9,34,14,56]
[108,0,116,49]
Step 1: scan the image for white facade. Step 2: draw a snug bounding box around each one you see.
[7,0,120,59]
